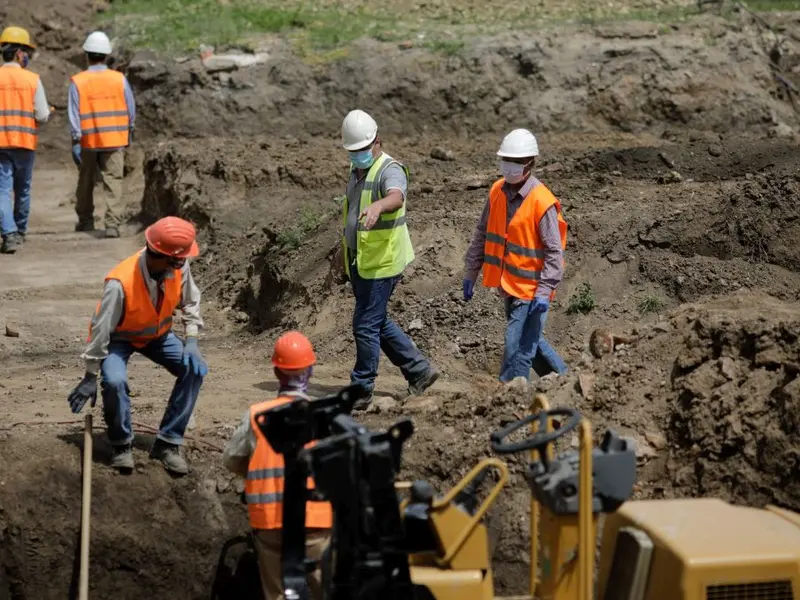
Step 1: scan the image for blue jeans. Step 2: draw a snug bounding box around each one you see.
[500,296,568,382]
[349,260,429,394]
[100,332,204,446]
[0,149,35,236]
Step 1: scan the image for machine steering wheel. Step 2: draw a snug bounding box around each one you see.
[489,408,582,463]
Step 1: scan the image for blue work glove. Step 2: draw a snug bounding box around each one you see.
[71,142,81,167]
[532,297,550,313]
[68,372,98,414]
[462,279,475,301]
[182,337,209,377]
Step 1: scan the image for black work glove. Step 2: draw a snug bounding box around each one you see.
[68,372,98,414]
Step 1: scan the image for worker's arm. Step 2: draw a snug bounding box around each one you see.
[123,75,136,135]
[535,205,564,300]
[67,81,80,142]
[81,280,125,375]
[179,263,204,338]
[33,79,50,124]
[463,199,490,282]
[376,162,407,212]
[223,410,257,478]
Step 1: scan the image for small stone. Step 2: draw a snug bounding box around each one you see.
[234,311,249,323]
[216,477,231,493]
[370,396,397,414]
[606,252,626,264]
[398,40,413,49]
[4,324,19,338]
[658,151,675,168]
[541,161,564,173]
[707,144,723,157]
[505,376,529,391]
[430,147,455,161]
[465,177,491,190]
[718,357,738,381]
[408,318,424,331]
[446,341,462,356]
[233,478,246,495]
[578,373,596,400]
[644,431,667,450]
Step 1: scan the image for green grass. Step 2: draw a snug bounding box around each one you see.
[638,294,667,315]
[103,0,800,54]
[276,206,328,250]
[566,282,597,315]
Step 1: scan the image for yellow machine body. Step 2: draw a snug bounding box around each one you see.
[597,498,800,600]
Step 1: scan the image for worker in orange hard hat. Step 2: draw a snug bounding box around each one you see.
[67,216,207,476]
[223,331,331,600]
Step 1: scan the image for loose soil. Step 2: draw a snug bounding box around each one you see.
[1,0,800,598]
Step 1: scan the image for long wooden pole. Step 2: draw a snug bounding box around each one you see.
[79,413,93,600]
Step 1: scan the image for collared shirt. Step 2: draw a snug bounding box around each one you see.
[67,64,136,148]
[464,176,564,299]
[344,152,408,250]
[81,250,204,374]
[0,62,50,123]
[222,390,309,477]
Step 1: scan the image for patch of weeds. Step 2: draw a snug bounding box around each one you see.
[424,38,465,56]
[276,207,325,250]
[638,295,666,315]
[566,282,597,315]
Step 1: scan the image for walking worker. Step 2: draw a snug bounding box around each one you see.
[68,30,135,238]
[67,216,208,475]
[340,109,439,410]
[463,128,568,382]
[0,26,50,254]
[222,331,331,600]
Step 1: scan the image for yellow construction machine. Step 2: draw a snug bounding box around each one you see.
[257,386,800,600]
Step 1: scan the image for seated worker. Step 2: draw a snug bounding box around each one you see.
[222,331,332,600]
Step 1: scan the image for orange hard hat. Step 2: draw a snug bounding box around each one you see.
[272,331,316,371]
[144,216,200,259]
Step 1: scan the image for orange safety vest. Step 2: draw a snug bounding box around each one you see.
[482,178,568,301]
[0,67,39,150]
[88,251,181,348]
[246,395,333,531]
[71,69,130,149]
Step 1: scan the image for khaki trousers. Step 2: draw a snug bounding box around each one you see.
[75,149,124,229]
[253,528,330,600]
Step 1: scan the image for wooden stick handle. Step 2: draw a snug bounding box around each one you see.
[79,413,93,600]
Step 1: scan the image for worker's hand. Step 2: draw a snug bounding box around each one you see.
[182,337,209,377]
[359,203,383,231]
[462,279,474,301]
[67,372,98,414]
[71,143,81,167]
[531,297,550,313]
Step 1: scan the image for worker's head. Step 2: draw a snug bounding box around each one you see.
[82,31,112,65]
[496,129,539,186]
[0,27,35,67]
[342,109,380,170]
[272,331,316,393]
[144,216,200,276]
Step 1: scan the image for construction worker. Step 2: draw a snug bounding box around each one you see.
[463,129,569,382]
[340,109,439,410]
[67,216,207,475]
[68,31,135,238]
[222,331,331,600]
[0,26,50,254]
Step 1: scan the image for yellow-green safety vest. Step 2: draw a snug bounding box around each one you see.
[342,152,415,280]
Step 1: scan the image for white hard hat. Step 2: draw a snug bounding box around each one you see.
[83,31,112,55]
[497,129,539,159]
[342,109,378,151]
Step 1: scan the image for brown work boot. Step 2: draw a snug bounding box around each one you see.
[407,367,441,396]
[110,444,134,471]
[150,439,189,475]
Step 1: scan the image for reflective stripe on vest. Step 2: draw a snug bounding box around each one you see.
[0,68,39,150]
[245,396,333,530]
[71,69,130,149]
[87,251,181,349]
[482,178,568,301]
[341,152,415,280]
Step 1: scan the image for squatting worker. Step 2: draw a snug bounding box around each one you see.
[340,109,440,410]
[0,26,50,255]
[222,331,331,600]
[463,129,568,382]
[68,31,135,239]
[67,216,208,475]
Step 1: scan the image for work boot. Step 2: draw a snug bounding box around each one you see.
[0,232,22,254]
[110,444,134,471]
[75,220,95,232]
[353,393,373,412]
[104,227,119,239]
[150,440,189,475]
[407,367,441,396]
[18,232,25,244]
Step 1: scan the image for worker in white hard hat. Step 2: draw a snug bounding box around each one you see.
[0,26,51,255]
[67,31,136,239]
[340,109,439,410]
[463,129,569,382]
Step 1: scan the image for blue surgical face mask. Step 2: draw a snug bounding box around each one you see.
[20,52,29,69]
[349,149,375,170]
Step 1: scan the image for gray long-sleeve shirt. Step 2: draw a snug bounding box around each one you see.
[82,250,204,375]
[464,176,564,300]
[0,62,50,123]
[68,64,136,147]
